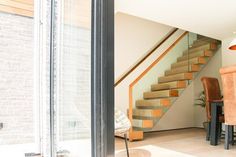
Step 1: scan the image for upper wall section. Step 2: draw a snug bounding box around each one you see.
[116,0,236,40]
[115,12,173,80]
[0,0,34,17]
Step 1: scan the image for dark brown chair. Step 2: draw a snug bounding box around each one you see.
[220,65,236,149]
[201,77,224,141]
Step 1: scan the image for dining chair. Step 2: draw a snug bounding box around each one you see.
[115,109,131,157]
[220,65,236,149]
[201,77,224,141]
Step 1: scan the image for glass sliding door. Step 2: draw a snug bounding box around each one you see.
[0,0,113,156]
[53,0,92,156]
[49,0,114,156]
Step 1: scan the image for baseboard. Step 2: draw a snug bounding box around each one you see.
[144,127,204,134]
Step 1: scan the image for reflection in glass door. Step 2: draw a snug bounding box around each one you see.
[54,0,92,156]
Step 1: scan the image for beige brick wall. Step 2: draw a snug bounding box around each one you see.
[0,12,34,144]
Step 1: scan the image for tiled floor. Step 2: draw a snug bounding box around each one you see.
[115,128,236,157]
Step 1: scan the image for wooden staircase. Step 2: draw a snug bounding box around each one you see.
[130,36,221,137]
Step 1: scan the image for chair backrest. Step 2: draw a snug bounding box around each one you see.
[220,65,236,125]
[114,109,131,135]
[201,77,222,121]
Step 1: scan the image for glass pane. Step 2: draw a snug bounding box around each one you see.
[0,2,39,157]
[55,0,91,156]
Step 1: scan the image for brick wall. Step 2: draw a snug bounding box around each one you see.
[0,12,34,144]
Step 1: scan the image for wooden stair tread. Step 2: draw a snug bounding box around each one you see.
[171,57,207,69]
[177,50,213,62]
[165,65,200,76]
[132,109,162,118]
[144,89,178,99]
[132,119,154,128]
[191,39,218,48]
[133,127,153,132]
[183,43,217,55]
[158,73,193,83]
[151,81,186,91]
[190,41,215,48]
[195,36,219,42]
[136,99,170,108]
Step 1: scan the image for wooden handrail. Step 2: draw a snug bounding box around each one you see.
[114,28,179,87]
[129,31,188,88]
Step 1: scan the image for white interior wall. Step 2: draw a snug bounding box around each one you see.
[115,12,173,80]
[222,36,236,66]
[116,0,236,40]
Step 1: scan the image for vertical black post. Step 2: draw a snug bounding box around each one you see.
[229,125,234,145]
[210,102,219,145]
[91,0,114,156]
[225,125,230,149]
[206,122,211,141]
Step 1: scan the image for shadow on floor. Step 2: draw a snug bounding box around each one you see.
[116,149,151,157]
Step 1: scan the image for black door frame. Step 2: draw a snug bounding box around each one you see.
[91,0,114,156]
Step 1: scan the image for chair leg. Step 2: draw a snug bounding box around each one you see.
[124,133,129,157]
[232,126,234,145]
[225,125,230,150]
[206,122,211,141]
[229,126,234,145]
[218,123,222,139]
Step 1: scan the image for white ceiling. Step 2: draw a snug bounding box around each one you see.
[115,0,236,40]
